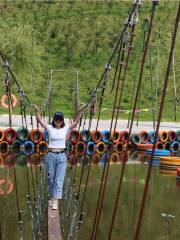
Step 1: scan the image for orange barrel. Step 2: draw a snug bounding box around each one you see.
[136,143,153,150]
[111,130,120,143]
[160,156,180,165]
[114,142,124,154]
[119,151,128,163]
[139,130,149,144]
[37,140,48,149]
[167,130,176,142]
[164,141,171,150]
[0,141,10,156]
[3,153,15,169]
[80,130,91,143]
[91,153,100,165]
[4,128,17,143]
[69,130,80,144]
[0,129,4,142]
[96,141,106,155]
[91,130,102,143]
[156,141,163,150]
[75,141,86,155]
[110,152,120,163]
[159,130,168,143]
[37,141,48,155]
[29,129,43,144]
[119,131,129,144]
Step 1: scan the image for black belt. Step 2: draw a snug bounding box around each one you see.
[49,150,65,154]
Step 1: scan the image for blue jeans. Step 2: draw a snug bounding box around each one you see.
[44,152,67,199]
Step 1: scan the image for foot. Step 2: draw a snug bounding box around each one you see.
[52,199,58,210]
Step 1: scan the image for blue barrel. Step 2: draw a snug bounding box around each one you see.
[23,140,35,156]
[149,130,160,143]
[86,141,95,155]
[101,130,110,143]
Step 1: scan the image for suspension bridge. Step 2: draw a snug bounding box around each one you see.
[0,0,180,240]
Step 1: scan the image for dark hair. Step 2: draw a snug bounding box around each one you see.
[51,112,65,128]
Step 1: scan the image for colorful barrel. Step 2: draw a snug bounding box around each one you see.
[17,128,29,142]
[119,131,129,144]
[114,142,124,153]
[91,130,102,143]
[167,130,176,142]
[80,130,91,143]
[159,130,168,143]
[96,141,106,155]
[86,141,95,155]
[37,141,48,155]
[75,141,86,155]
[156,141,163,150]
[101,130,110,143]
[69,130,80,144]
[130,133,141,145]
[23,140,35,155]
[163,141,171,150]
[171,141,179,152]
[149,130,159,143]
[139,130,149,144]
[146,149,170,156]
[111,130,120,143]
[29,129,43,144]
[136,143,153,150]
[4,128,17,143]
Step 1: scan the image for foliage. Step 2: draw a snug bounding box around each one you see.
[0,0,179,121]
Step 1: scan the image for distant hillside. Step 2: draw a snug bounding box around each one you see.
[0,0,179,121]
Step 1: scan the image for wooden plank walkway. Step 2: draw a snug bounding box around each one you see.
[48,205,62,240]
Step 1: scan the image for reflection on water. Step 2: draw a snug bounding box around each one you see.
[1,148,180,240]
[0,150,48,240]
[62,150,180,240]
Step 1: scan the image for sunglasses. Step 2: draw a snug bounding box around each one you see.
[54,116,62,121]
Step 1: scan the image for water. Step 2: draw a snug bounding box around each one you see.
[0,150,48,240]
[1,150,180,240]
[62,151,180,240]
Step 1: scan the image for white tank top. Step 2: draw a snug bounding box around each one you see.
[47,124,69,149]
